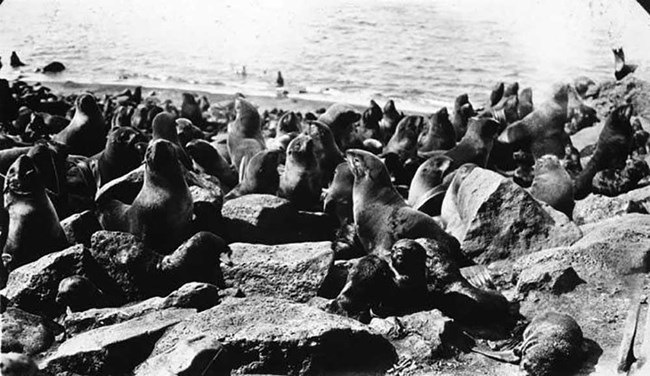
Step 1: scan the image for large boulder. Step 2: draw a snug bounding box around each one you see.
[223,242,333,303]
[440,167,582,263]
[133,335,227,376]
[60,210,102,247]
[221,194,333,244]
[63,282,219,335]
[1,245,108,317]
[573,185,650,225]
[515,214,650,281]
[148,296,397,375]
[1,307,58,355]
[41,309,195,376]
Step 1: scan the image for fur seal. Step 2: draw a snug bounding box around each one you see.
[614,47,637,80]
[497,84,574,159]
[10,51,26,67]
[573,76,598,99]
[2,155,68,271]
[0,79,19,126]
[151,112,193,169]
[97,139,193,254]
[488,82,505,108]
[111,104,134,129]
[592,157,650,197]
[181,93,203,128]
[417,107,456,155]
[383,115,425,162]
[346,148,460,257]
[227,97,265,173]
[324,162,355,224]
[379,100,404,143]
[76,127,145,191]
[186,139,238,191]
[278,134,322,210]
[518,87,534,118]
[53,94,107,157]
[38,61,66,74]
[176,118,205,146]
[574,104,634,199]
[407,154,453,213]
[356,100,383,141]
[565,85,599,135]
[529,155,575,218]
[267,111,300,151]
[224,149,282,200]
[318,103,361,151]
[55,275,107,312]
[631,118,649,156]
[276,71,284,87]
[306,120,345,186]
[451,94,476,141]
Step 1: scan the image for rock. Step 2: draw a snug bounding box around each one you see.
[149,296,397,375]
[160,282,220,311]
[42,309,195,376]
[133,334,227,376]
[516,260,585,297]
[0,353,39,376]
[60,210,102,246]
[222,194,333,244]
[374,310,458,362]
[63,282,219,335]
[224,242,333,303]
[1,307,57,355]
[573,185,650,225]
[441,167,582,263]
[89,231,164,302]
[515,214,650,280]
[187,171,223,212]
[1,244,105,317]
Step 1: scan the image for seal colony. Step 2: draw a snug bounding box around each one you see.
[0,63,648,375]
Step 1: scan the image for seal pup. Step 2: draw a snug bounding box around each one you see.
[2,155,68,271]
[97,139,193,254]
[417,107,456,155]
[529,155,575,218]
[55,275,108,312]
[224,149,282,200]
[614,47,637,80]
[186,139,238,191]
[227,97,266,173]
[451,93,476,141]
[10,51,26,67]
[346,148,460,257]
[278,134,322,210]
[306,120,345,187]
[379,100,404,143]
[53,94,107,157]
[574,104,634,199]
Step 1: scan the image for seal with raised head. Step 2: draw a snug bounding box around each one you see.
[2,155,68,271]
[417,107,456,155]
[180,93,203,127]
[227,97,266,173]
[306,120,345,186]
[451,93,475,141]
[574,104,634,199]
[346,148,460,257]
[278,134,322,210]
[383,115,425,162]
[10,51,26,67]
[614,47,637,80]
[529,155,575,218]
[318,103,361,151]
[97,139,193,254]
[53,94,107,157]
[355,99,383,141]
[151,112,193,170]
[379,99,404,143]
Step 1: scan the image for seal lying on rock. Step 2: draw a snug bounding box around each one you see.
[473,311,586,376]
[2,155,68,271]
[346,148,460,257]
[97,139,193,254]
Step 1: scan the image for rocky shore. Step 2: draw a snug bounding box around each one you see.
[1,74,650,376]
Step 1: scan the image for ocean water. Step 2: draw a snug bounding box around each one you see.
[1,0,649,111]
